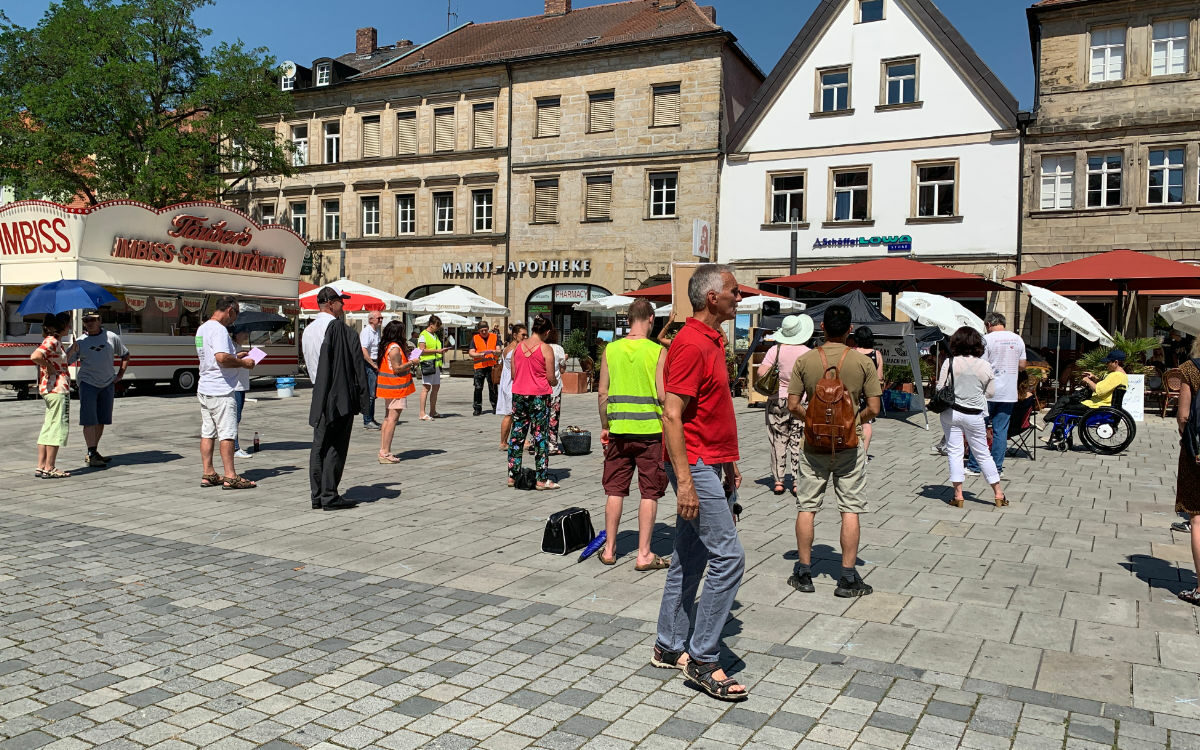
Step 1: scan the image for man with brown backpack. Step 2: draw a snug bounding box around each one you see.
[786,304,882,598]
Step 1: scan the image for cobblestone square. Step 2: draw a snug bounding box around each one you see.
[1,378,1195,749]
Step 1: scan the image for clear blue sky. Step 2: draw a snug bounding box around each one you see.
[7,0,1035,108]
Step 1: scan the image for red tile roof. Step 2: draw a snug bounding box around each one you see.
[357,0,723,80]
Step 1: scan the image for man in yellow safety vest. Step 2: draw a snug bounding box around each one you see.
[596,298,669,570]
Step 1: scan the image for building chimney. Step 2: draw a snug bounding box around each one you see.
[545,0,570,16]
[356,27,377,56]
[699,5,716,22]
[396,39,414,49]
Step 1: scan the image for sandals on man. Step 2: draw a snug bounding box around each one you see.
[651,644,686,670]
[685,659,748,702]
[221,475,257,490]
[598,551,616,565]
[635,555,671,571]
[201,473,222,488]
[1179,589,1200,606]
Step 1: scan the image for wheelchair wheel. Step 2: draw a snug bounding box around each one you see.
[1078,407,1136,455]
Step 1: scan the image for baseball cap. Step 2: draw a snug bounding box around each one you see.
[1103,349,1127,363]
[81,309,100,319]
[316,287,351,304]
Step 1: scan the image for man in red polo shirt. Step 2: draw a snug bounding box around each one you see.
[651,264,748,702]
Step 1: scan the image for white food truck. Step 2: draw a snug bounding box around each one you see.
[0,200,308,398]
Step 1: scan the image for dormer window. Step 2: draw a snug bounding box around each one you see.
[859,0,884,23]
[281,73,295,91]
[316,62,331,86]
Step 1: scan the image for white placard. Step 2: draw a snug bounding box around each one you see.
[693,219,711,259]
[1124,374,1145,422]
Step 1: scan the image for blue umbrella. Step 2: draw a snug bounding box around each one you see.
[16,280,118,316]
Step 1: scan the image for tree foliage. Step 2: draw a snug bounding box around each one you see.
[0,0,294,207]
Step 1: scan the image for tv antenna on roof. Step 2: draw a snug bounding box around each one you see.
[446,0,458,31]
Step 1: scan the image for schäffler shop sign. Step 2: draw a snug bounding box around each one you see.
[814,235,913,253]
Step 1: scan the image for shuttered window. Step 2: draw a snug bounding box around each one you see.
[536,98,561,138]
[361,116,380,158]
[533,179,559,224]
[585,175,613,221]
[434,107,455,152]
[588,92,614,133]
[396,111,417,155]
[473,103,495,149]
[652,84,681,126]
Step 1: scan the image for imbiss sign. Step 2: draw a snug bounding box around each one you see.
[443,258,591,278]
[0,200,308,295]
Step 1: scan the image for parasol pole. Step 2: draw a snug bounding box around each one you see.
[1054,322,1061,401]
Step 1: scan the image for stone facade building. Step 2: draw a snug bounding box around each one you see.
[1023,0,1200,344]
[234,0,761,331]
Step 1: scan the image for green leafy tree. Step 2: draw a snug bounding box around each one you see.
[0,0,294,207]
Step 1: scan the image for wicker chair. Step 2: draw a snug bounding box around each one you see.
[1160,368,1184,417]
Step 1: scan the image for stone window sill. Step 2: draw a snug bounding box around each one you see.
[876,101,923,112]
[1137,203,1200,213]
[821,219,874,228]
[760,222,811,231]
[906,215,963,225]
[810,109,854,119]
[1028,207,1130,218]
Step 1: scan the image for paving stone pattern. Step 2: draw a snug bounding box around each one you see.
[0,379,1197,750]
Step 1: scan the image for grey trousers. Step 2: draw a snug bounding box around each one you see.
[765,397,802,484]
[656,458,746,663]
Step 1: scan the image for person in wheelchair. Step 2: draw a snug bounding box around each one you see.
[1044,349,1128,447]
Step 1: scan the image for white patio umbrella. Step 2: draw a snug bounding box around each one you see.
[1023,283,1115,398]
[414,312,475,327]
[408,286,509,316]
[572,295,641,314]
[1158,298,1200,336]
[298,278,411,312]
[896,292,985,335]
[654,297,805,317]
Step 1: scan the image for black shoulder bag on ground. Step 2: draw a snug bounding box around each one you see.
[928,356,956,414]
[541,508,595,555]
[1184,360,1200,462]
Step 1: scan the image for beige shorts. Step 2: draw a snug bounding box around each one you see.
[197,393,238,441]
[385,397,406,411]
[794,447,869,514]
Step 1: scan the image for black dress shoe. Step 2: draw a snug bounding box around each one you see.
[322,500,359,511]
[473,410,482,416]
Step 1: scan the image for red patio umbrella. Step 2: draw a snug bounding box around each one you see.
[624,281,786,302]
[763,257,1006,318]
[1007,250,1200,326]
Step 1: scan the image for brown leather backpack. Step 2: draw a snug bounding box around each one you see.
[803,347,860,454]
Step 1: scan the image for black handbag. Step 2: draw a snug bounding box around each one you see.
[928,356,956,414]
[541,507,595,555]
[513,467,537,490]
[420,359,437,377]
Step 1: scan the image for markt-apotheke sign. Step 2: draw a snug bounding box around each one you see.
[814,235,913,253]
[442,258,592,278]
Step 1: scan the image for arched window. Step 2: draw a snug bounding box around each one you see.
[525,283,612,344]
[405,284,475,300]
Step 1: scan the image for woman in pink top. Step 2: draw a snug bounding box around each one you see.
[507,314,560,490]
[757,315,813,495]
[31,313,73,479]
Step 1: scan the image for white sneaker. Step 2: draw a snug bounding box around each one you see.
[234,449,253,458]
[964,468,981,477]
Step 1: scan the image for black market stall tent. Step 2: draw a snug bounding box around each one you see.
[743,290,941,428]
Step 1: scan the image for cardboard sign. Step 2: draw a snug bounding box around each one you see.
[671,262,701,319]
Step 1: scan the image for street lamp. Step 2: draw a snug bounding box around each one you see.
[789,208,801,300]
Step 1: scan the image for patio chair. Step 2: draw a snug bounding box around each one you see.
[1160,368,1183,417]
[1006,397,1039,461]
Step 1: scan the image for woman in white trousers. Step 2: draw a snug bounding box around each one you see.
[938,326,1006,508]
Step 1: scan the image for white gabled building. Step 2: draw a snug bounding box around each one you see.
[718,0,1021,318]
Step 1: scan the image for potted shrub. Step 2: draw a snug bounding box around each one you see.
[559,328,591,394]
[1074,333,1157,421]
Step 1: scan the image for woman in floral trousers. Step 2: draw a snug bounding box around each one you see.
[507,315,561,490]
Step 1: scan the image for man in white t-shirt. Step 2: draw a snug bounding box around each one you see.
[967,312,1026,477]
[359,312,382,430]
[195,296,257,490]
[68,310,130,467]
